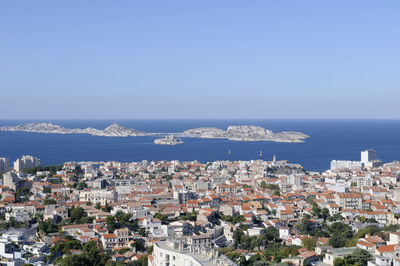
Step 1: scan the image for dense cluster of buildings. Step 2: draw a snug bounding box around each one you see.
[0,151,400,265]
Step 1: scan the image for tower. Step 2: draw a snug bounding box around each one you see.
[361,150,378,165]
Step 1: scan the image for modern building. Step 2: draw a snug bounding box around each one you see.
[0,158,10,172]
[150,236,237,266]
[330,160,363,170]
[13,155,40,172]
[361,149,378,165]
[3,173,20,191]
[287,174,303,187]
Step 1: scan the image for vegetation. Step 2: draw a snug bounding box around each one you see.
[328,222,354,248]
[54,240,109,265]
[43,198,57,205]
[153,212,169,222]
[302,237,317,251]
[39,219,59,235]
[179,211,198,221]
[69,207,94,224]
[106,211,138,233]
[16,187,32,202]
[77,181,87,190]
[232,215,246,224]
[0,217,29,230]
[23,165,63,175]
[333,248,372,266]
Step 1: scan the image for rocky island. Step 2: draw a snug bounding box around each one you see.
[0,123,309,143]
[154,135,184,145]
[0,123,147,137]
[183,125,309,143]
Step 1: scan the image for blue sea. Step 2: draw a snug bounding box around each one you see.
[0,119,399,172]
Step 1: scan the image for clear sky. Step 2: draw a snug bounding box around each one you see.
[1,1,399,119]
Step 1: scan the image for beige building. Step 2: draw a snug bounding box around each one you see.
[79,189,118,205]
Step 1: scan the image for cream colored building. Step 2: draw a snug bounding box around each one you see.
[79,189,118,205]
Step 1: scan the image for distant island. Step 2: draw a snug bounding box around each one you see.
[182,125,309,143]
[0,123,147,137]
[0,123,309,143]
[154,135,184,145]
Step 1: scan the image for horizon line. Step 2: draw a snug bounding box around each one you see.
[0,118,400,121]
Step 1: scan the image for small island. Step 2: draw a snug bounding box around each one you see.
[154,135,184,145]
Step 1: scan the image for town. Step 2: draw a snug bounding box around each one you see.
[0,150,399,266]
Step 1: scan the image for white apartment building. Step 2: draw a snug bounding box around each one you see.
[330,160,363,170]
[151,236,236,266]
[13,155,40,172]
[111,204,150,220]
[357,176,373,188]
[0,158,10,172]
[361,149,378,164]
[287,174,302,186]
[3,173,20,190]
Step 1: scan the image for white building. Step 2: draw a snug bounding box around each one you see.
[150,237,237,266]
[3,173,20,190]
[330,160,363,170]
[361,149,378,164]
[0,240,23,260]
[0,158,10,172]
[13,155,40,172]
[287,174,302,187]
[357,176,373,188]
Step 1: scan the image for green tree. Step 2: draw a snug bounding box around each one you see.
[57,240,108,266]
[320,208,330,221]
[233,229,244,248]
[260,181,268,189]
[297,216,313,235]
[302,237,317,251]
[70,207,85,223]
[43,187,52,194]
[312,203,321,217]
[77,181,87,190]
[43,198,57,205]
[16,187,32,202]
[153,213,169,222]
[333,248,372,266]
[39,220,59,235]
[264,226,280,242]
[351,248,373,266]
[232,215,246,224]
[131,240,146,252]
[106,216,118,233]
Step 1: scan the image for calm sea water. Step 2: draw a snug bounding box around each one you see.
[0,119,399,172]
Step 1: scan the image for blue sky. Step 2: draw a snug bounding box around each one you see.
[1,1,399,119]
